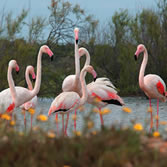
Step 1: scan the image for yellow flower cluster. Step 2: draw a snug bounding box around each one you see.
[160,121,167,125]
[73,131,82,137]
[87,121,94,129]
[72,114,77,121]
[122,107,132,113]
[47,131,56,138]
[37,114,48,122]
[147,107,153,113]
[1,114,11,121]
[28,108,35,115]
[91,130,97,135]
[10,120,16,126]
[100,108,111,115]
[153,131,160,137]
[133,123,143,131]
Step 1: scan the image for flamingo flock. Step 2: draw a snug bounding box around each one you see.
[0,27,166,135]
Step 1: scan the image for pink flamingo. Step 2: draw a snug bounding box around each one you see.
[61,27,80,130]
[0,45,53,114]
[48,65,97,136]
[20,65,38,129]
[134,44,166,131]
[79,47,124,126]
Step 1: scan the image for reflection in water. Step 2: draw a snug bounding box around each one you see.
[13,97,167,135]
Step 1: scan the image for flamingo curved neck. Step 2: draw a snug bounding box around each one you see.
[31,49,42,96]
[8,65,17,102]
[75,41,80,80]
[26,69,33,90]
[139,49,148,89]
[79,68,88,106]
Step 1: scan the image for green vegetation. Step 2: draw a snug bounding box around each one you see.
[0,120,167,167]
[1,0,167,97]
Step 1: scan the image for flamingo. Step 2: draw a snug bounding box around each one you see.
[48,65,97,136]
[79,47,124,126]
[134,44,166,131]
[20,65,38,129]
[61,27,81,130]
[0,45,54,114]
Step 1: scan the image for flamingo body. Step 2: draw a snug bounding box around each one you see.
[142,74,166,101]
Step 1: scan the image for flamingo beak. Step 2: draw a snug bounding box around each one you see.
[48,108,52,117]
[51,56,54,61]
[92,70,97,82]
[16,65,19,74]
[134,54,137,61]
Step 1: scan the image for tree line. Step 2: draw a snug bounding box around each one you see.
[0,0,167,97]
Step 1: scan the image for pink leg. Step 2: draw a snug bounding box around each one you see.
[24,110,26,129]
[99,108,104,126]
[65,113,69,136]
[149,99,153,132]
[74,109,77,132]
[62,114,64,136]
[156,99,159,131]
[55,114,59,135]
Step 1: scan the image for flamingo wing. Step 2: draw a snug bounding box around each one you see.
[48,92,80,115]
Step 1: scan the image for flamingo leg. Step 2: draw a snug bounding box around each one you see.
[62,114,64,136]
[156,99,159,131]
[65,113,69,136]
[99,108,104,126]
[149,99,153,132]
[74,109,77,132]
[55,114,59,135]
[23,110,26,130]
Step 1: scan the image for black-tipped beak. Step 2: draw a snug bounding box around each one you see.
[94,77,97,82]
[76,39,78,44]
[134,55,137,61]
[51,56,54,61]
[33,78,36,83]
[16,71,19,75]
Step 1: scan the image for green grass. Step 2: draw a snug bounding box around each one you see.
[0,120,167,167]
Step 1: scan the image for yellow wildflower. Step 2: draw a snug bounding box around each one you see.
[1,114,11,121]
[147,107,153,113]
[47,131,56,138]
[94,97,101,103]
[100,108,111,115]
[78,105,85,112]
[87,121,94,129]
[73,131,82,137]
[91,130,97,135]
[154,115,159,120]
[160,121,167,125]
[28,108,35,115]
[19,132,24,136]
[153,131,160,138]
[122,106,132,113]
[37,114,48,122]
[92,108,99,113]
[72,114,77,121]
[133,123,143,131]
[10,120,16,126]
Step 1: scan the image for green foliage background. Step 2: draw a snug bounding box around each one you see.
[1,0,167,97]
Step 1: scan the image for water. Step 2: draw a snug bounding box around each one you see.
[13,96,167,135]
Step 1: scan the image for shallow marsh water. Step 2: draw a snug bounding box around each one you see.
[13,96,167,135]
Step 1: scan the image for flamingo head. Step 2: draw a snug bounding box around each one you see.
[74,27,79,44]
[85,65,97,81]
[27,65,36,82]
[9,60,19,74]
[134,44,146,61]
[79,47,88,58]
[41,45,54,61]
